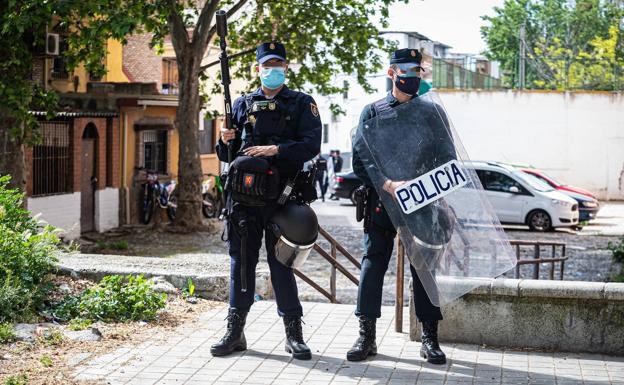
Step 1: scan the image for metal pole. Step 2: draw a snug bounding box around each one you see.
[395,237,405,333]
[519,24,526,89]
[330,243,337,303]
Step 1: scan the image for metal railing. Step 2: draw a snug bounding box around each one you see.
[294,226,361,304]
[509,240,568,280]
[297,228,568,333]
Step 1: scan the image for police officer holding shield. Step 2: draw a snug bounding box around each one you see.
[349,49,446,364]
[211,42,322,360]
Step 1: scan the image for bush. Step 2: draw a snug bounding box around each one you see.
[607,236,624,263]
[0,176,59,322]
[0,323,15,343]
[54,275,167,323]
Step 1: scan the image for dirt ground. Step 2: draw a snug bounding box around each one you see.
[0,276,220,385]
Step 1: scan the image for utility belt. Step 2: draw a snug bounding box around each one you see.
[225,153,318,207]
[354,185,396,238]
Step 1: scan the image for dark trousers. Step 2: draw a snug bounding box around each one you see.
[228,203,303,317]
[315,175,328,200]
[355,195,443,322]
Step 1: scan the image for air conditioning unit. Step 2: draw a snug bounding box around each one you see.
[46,33,59,56]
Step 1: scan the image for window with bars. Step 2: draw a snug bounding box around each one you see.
[51,37,70,79]
[32,121,72,196]
[143,130,168,174]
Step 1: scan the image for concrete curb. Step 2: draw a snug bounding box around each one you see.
[410,277,624,355]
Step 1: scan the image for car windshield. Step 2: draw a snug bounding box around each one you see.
[516,171,555,192]
[538,171,564,186]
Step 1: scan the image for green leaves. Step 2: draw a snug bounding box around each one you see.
[0,176,60,323]
[481,0,623,90]
[224,0,404,98]
[53,275,167,323]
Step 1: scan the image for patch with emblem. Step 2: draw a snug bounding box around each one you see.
[310,103,319,117]
[270,43,275,50]
[244,173,255,188]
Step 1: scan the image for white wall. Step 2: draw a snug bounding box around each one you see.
[316,89,624,200]
[95,188,120,232]
[28,193,81,239]
[439,91,624,200]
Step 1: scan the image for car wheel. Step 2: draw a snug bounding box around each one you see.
[527,210,552,232]
[350,189,357,205]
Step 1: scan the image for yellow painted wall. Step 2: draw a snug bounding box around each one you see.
[105,39,129,82]
[120,105,179,188]
[48,62,89,93]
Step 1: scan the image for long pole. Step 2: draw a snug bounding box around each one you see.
[216,10,234,166]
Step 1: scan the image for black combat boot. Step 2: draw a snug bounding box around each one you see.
[210,308,248,356]
[283,315,311,360]
[346,316,377,361]
[420,320,446,364]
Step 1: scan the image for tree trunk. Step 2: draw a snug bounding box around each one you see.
[0,122,27,198]
[172,53,205,230]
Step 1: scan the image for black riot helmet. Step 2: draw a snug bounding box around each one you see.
[268,202,318,269]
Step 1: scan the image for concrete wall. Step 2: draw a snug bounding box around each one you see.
[439,91,624,200]
[410,278,624,355]
[28,193,81,239]
[94,188,119,232]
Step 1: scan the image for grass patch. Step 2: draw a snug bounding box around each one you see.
[95,240,129,250]
[39,355,53,367]
[3,374,28,385]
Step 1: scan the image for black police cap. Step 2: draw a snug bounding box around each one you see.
[390,48,423,66]
[256,42,287,64]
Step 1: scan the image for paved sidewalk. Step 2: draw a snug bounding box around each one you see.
[73,301,624,385]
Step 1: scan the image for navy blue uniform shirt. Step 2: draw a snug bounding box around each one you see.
[352,92,402,187]
[216,85,322,177]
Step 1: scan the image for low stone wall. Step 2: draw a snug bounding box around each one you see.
[57,253,272,301]
[410,278,624,355]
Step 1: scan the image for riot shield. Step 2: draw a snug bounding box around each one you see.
[351,92,516,306]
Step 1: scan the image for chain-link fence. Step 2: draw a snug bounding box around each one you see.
[431,58,503,90]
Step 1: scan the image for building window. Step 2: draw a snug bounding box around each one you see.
[32,121,72,196]
[323,124,329,144]
[199,119,215,154]
[143,130,168,174]
[51,37,69,79]
[162,58,179,95]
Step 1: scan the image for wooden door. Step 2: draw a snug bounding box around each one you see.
[80,139,96,232]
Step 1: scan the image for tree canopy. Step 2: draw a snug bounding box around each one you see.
[481,0,623,90]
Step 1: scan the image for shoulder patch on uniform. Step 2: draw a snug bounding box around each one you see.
[310,103,319,117]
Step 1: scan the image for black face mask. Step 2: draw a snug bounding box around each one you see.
[394,73,421,96]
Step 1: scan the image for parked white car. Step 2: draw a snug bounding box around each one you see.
[466,161,579,231]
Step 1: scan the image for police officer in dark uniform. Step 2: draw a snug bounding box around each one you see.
[211,42,322,360]
[348,49,446,364]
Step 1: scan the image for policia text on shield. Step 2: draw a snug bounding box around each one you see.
[210,16,322,360]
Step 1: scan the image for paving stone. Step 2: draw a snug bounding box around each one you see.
[68,301,624,385]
